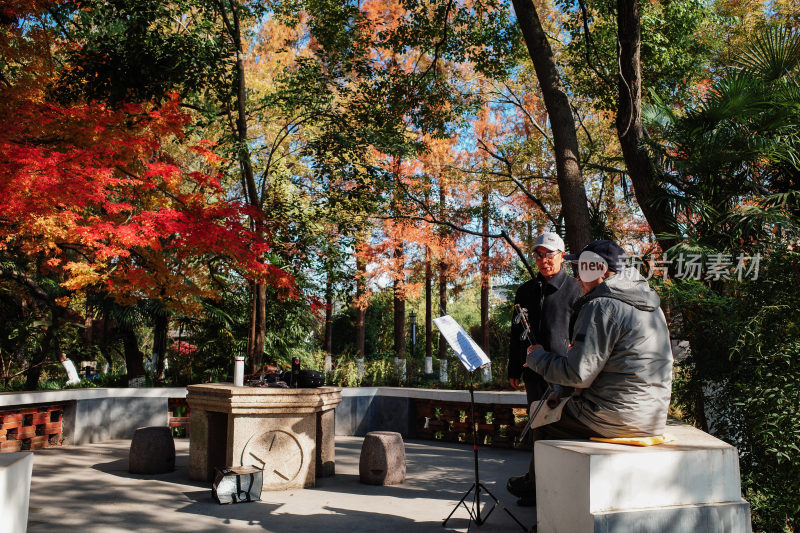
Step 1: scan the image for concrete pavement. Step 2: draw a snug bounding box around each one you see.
[26,437,537,533]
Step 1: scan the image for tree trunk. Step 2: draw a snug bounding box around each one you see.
[152,312,169,381]
[438,184,449,382]
[480,190,491,356]
[324,273,333,354]
[393,241,406,369]
[511,0,592,253]
[425,246,433,374]
[246,282,267,372]
[438,258,448,376]
[253,283,267,371]
[228,3,269,373]
[24,308,63,390]
[324,271,333,372]
[355,251,366,359]
[121,324,146,381]
[616,0,677,250]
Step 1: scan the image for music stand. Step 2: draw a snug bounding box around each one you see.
[433,315,526,532]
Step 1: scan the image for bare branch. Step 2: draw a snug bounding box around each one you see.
[476,139,558,226]
[498,81,552,144]
[390,179,537,278]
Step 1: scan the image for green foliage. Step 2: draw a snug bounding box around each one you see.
[559,0,713,111]
[645,26,800,250]
[50,0,238,105]
[330,289,396,357]
[326,353,394,387]
[177,279,319,384]
[663,249,800,532]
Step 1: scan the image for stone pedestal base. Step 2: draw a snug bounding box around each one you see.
[187,384,341,490]
[535,424,752,533]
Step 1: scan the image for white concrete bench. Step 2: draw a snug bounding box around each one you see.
[535,423,752,533]
[0,451,33,533]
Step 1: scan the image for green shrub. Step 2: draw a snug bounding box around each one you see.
[663,249,800,532]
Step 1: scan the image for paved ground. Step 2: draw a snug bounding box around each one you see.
[26,437,537,533]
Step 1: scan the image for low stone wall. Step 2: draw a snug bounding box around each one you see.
[0,388,186,446]
[0,387,525,451]
[0,386,528,450]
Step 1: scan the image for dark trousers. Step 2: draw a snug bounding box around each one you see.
[527,403,603,485]
[522,367,548,407]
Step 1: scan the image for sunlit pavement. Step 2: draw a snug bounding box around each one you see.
[26,436,536,532]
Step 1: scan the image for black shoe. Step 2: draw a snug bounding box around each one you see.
[506,473,535,497]
[517,494,537,507]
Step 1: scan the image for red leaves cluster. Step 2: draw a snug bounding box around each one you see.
[168,340,198,359]
[0,93,294,310]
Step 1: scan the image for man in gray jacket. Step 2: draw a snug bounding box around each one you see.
[506,240,673,504]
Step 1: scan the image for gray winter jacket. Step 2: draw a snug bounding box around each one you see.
[526,268,673,437]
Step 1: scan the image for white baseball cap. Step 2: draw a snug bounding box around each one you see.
[533,232,565,252]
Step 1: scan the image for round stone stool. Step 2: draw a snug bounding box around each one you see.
[359,431,406,485]
[129,426,175,474]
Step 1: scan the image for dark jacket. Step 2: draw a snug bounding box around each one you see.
[508,268,582,389]
[526,268,674,437]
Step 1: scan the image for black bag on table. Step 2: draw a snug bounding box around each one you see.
[299,369,324,388]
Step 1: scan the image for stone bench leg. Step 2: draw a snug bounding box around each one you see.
[359,431,405,485]
[0,451,33,533]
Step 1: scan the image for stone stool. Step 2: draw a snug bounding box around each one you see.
[359,431,405,485]
[129,426,175,474]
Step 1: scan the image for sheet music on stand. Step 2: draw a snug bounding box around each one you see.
[432,315,491,372]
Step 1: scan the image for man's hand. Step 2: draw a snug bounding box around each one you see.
[526,344,544,355]
[509,378,521,390]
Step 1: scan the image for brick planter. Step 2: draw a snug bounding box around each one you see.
[168,398,190,437]
[413,399,530,449]
[0,406,63,452]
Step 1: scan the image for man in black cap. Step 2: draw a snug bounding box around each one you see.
[506,232,581,505]
[506,240,674,506]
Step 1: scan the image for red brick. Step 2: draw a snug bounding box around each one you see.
[30,436,47,450]
[17,427,37,439]
[0,440,22,452]
[32,413,49,425]
[43,422,62,433]
[1,414,22,426]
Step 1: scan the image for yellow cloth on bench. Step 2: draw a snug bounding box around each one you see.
[589,433,675,447]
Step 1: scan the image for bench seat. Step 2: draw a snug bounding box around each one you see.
[535,423,751,533]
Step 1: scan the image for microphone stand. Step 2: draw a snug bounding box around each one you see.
[442,369,527,532]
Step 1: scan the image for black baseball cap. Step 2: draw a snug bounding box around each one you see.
[565,240,626,272]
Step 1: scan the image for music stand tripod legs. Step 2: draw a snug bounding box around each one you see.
[442,371,527,531]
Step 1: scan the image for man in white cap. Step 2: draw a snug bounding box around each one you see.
[506,232,582,505]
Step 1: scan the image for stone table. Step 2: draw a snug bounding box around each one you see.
[186,384,342,490]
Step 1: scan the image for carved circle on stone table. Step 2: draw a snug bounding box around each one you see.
[241,429,304,487]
